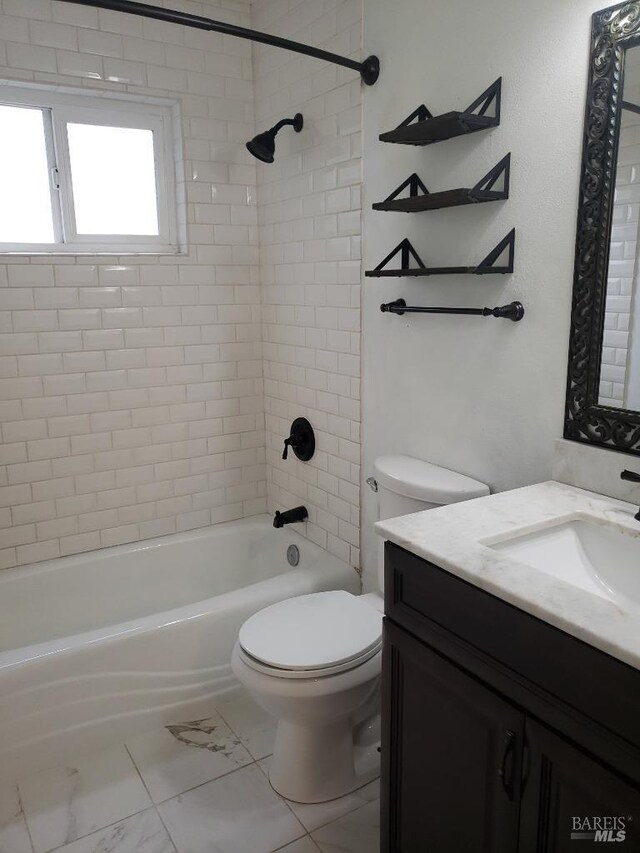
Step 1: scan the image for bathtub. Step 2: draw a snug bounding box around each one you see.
[0,516,359,780]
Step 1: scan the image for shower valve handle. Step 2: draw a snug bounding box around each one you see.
[282,435,301,460]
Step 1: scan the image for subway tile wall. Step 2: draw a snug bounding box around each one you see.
[602,49,640,409]
[0,0,364,572]
[252,0,362,568]
[602,107,638,406]
[0,0,266,569]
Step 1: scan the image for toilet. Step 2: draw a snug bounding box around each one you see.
[231,455,490,803]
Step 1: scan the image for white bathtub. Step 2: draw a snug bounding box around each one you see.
[0,516,359,780]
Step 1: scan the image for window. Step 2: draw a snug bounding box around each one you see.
[0,85,180,253]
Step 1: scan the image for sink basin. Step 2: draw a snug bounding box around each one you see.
[489,520,640,612]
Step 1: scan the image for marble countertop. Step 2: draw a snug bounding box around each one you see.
[375,481,640,670]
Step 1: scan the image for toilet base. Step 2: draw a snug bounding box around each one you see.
[268,715,380,804]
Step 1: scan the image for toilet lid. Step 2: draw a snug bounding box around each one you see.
[239,591,383,672]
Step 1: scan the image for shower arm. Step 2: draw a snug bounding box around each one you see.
[270,118,297,135]
[55,0,380,85]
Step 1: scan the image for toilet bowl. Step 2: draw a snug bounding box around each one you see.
[232,455,490,803]
[231,590,383,803]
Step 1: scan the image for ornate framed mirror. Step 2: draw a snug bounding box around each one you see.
[565,1,640,455]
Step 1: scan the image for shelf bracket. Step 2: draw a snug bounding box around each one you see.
[470,153,511,201]
[474,227,515,274]
[396,104,434,129]
[381,173,430,204]
[462,77,502,123]
[372,238,428,274]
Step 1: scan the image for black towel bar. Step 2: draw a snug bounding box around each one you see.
[380,299,524,321]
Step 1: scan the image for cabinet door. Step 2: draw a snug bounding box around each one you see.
[382,619,524,853]
[520,719,640,852]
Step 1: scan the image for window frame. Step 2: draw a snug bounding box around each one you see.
[0,84,180,255]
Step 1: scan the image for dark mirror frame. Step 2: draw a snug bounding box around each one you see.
[565,1,640,455]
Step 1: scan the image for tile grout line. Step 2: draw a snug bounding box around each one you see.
[44,807,159,853]
[127,714,309,853]
[123,743,179,853]
[270,833,321,853]
[309,797,381,851]
[212,700,317,843]
[16,784,37,853]
[151,806,179,853]
[253,757,315,841]
[124,707,259,806]
[148,758,261,807]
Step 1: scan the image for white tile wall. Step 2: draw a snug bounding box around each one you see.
[251,0,363,569]
[601,50,640,408]
[0,0,266,569]
[602,107,640,406]
[0,0,364,572]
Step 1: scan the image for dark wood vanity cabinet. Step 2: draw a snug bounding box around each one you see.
[383,620,524,852]
[381,543,640,853]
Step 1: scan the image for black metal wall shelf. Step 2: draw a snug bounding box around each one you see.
[365,228,515,277]
[380,298,524,322]
[379,78,501,146]
[373,154,510,213]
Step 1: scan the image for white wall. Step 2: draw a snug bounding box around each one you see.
[252,0,363,569]
[361,0,605,587]
[0,0,264,569]
[554,438,640,504]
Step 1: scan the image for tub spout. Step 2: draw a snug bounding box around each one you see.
[273,506,308,528]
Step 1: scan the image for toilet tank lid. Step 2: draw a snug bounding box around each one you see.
[373,455,490,505]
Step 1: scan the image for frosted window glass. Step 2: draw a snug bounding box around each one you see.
[67,123,159,235]
[0,105,55,244]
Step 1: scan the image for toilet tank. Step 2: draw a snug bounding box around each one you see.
[373,455,490,591]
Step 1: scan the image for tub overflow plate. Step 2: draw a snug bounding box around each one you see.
[287,544,300,567]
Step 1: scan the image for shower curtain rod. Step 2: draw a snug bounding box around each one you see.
[56,0,380,85]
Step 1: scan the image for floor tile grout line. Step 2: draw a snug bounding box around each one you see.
[309,797,381,850]
[212,700,273,764]
[123,744,179,853]
[13,743,374,853]
[124,714,263,807]
[256,753,384,839]
[124,742,154,801]
[43,806,158,853]
[128,741,309,853]
[152,756,261,806]
[254,759,313,839]
[17,746,153,853]
[126,726,308,853]
[16,785,37,853]
[152,805,179,853]
[269,831,318,853]
[296,780,381,834]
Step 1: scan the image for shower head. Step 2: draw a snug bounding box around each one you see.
[246,113,303,163]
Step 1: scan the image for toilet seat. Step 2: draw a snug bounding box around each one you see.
[237,642,381,679]
[238,590,382,679]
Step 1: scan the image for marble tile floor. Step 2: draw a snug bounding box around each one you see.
[0,688,380,853]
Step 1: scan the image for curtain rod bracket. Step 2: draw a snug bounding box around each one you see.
[360,55,380,86]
